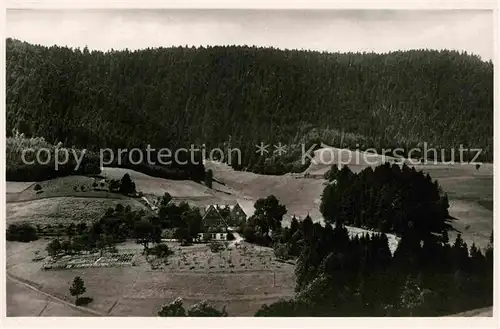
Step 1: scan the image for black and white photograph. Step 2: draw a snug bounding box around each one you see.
[3,4,496,321]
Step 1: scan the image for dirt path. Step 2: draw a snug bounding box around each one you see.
[6,272,104,317]
[229,231,244,248]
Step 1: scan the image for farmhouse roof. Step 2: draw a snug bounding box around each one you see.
[201,204,229,227]
[236,199,256,218]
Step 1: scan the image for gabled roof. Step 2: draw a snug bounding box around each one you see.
[200,201,251,221]
[202,204,221,218]
[201,204,229,227]
[230,203,245,214]
[236,199,255,218]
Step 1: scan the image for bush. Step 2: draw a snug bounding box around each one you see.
[273,243,289,260]
[255,299,308,316]
[150,243,174,258]
[242,225,256,243]
[187,300,227,317]
[45,239,61,256]
[158,297,186,316]
[6,223,39,242]
[209,241,224,253]
[174,227,192,245]
[109,179,120,192]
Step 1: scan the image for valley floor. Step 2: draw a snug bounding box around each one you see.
[6,239,295,317]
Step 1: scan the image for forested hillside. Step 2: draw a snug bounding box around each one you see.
[6,129,101,181]
[6,38,493,176]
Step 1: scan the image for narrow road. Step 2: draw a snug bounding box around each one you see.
[228,230,244,248]
[6,272,104,317]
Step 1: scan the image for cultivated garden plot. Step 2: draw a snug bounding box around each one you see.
[43,253,136,270]
[147,242,294,273]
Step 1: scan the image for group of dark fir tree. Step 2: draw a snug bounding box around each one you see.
[6,39,492,178]
[320,162,451,236]
[240,164,493,316]
[256,216,493,316]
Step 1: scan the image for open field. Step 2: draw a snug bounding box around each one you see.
[102,167,253,209]
[6,239,295,316]
[6,197,148,226]
[6,175,124,203]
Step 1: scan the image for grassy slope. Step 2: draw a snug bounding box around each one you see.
[6,197,147,226]
[6,175,149,225]
[204,161,326,224]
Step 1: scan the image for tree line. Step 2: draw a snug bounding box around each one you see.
[7,38,493,178]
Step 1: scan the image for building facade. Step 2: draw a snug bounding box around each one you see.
[197,202,249,241]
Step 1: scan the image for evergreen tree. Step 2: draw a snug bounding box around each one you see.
[69,276,86,302]
[119,173,136,195]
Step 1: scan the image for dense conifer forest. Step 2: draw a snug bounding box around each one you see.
[256,217,493,316]
[6,38,493,178]
[6,130,101,181]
